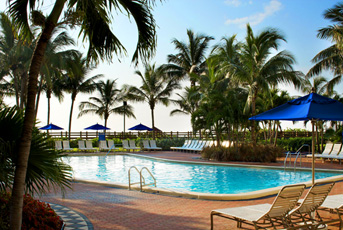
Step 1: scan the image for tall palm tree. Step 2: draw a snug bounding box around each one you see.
[170,86,201,133]
[62,54,102,139]
[126,63,180,136]
[307,3,343,94]
[234,24,303,144]
[9,0,159,227]
[78,79,136,128]
[166,29,214,87]
[36,29,78,122]
[0,13,33,110]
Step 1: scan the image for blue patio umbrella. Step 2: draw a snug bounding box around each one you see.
[39,123,63,130]
[250,92,343,184]
[84,123,110,130]
[128,123,153,131]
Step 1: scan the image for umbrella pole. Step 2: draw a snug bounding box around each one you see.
[311,120,315,185]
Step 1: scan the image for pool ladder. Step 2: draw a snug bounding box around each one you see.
[284,144,310,171]
[128,166,156,192]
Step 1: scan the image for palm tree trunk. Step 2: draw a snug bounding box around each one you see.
[47,94,51,125]
[151,107,155,139]
[68,96,75,140]
[35,75,44,119]
[9,3,64,226]
[251,92,257,144]
[20,72,28,110]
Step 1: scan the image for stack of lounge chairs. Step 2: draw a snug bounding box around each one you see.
[171,140,234,153]
[211,181,340,229]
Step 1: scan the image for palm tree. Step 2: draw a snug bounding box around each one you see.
[9,1,159,227]
[36,29,78,122]
[302,76,329,95]
[0,13,33,110]
[170,86,201,133]
[126,63,180,137]
[78,79,135,128]
[62,54,102,139]
[233,24,303,143]
[307,3,343,83]
[166,29,214,87]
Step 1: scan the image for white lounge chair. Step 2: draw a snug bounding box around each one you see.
[324,143,342,161]
[309,142,333,158]
[191,140,207,152]
[142,140,153,151]
[211,184,306,229]
[122,140,131,151]
[319,194,343,227]
[55,140,62,150]
[99,140,110,151]
[182,140,198,151]
[78,140,87,150]
[85,140,97,151]
[149,140,162,150]
[107,140,119,151]
[288,181,335,229]
[62,140,73,151]
[129,140,140,151]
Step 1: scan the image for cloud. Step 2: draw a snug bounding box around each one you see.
[225,0,282,28]
[225,0,242,7]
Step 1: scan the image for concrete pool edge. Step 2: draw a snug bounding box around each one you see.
[69,153,343,200]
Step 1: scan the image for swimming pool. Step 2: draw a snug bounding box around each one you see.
[63,154,342,196]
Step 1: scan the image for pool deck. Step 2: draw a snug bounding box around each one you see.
[39,151,343,229]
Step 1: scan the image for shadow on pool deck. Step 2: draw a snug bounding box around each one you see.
[40,151,343,230]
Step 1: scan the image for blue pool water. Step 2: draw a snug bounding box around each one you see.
[63,155,341,194]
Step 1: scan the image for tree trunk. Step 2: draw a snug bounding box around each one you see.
[251,91,257,144]
[151,107,155,139]
[20,72,28,109]
[35,75,44,119]
[68,95,75,140]
[47,92,51,125]
[9,9,63,228]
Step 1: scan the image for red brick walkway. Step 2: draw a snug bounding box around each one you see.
[38,152,343,230]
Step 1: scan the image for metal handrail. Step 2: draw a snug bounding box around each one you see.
[284,144,310,170]
[128,166,156,192]
[140,167,156,191]
[294,144,310,169]
[128,166,144,190]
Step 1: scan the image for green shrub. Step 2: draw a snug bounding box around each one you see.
[0,192,63,230]
[201,143,282,163]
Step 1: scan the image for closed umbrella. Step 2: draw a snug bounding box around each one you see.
[250,92,343,184]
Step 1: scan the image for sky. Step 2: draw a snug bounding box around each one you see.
[2,0,342,132]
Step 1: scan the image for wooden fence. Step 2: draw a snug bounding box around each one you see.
[46,131,313,140]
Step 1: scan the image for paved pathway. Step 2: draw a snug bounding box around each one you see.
[38,152,343,230]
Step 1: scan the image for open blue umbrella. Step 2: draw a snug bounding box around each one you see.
[39,123,63,130]
[84,123,110,130]
[128,123,153,131]
[250,92,343,184]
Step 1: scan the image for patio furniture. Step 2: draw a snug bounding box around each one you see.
[308,142,333,158]
[85,140,97,151]
[320,143,342,162]
[170,140,190,151]
[319,194,343,228]
[55,140,62,150]
[78,140,87,150]
[107,140,119,151]
[210,184,306,229]
[142,140,153,151]
[122,140,131,151]
[99,140,110,151]
[129,140,140,151]
[288,181,335,229]
[149,140,162,150]
[62,140,73,151]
